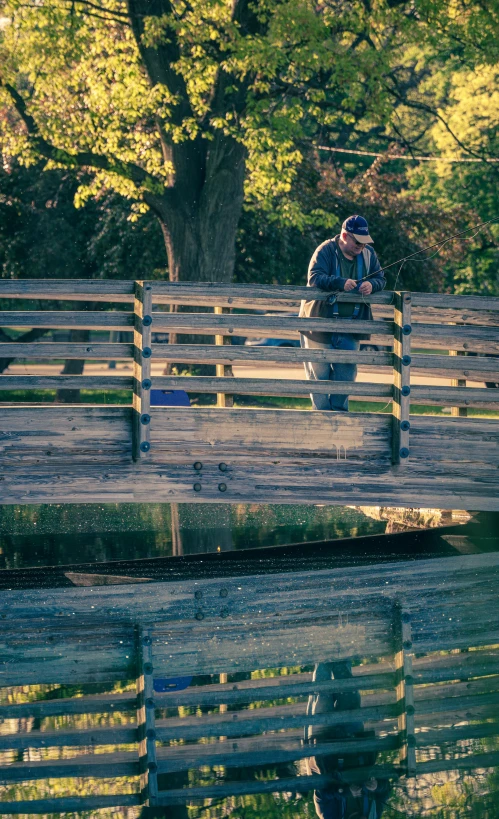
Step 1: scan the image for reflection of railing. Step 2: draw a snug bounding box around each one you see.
[1,553,499,812]
[1,280,498,508]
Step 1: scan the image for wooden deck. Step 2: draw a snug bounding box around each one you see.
[1,551,499,812]
[1,280,499,509]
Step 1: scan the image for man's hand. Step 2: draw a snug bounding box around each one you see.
[349,784,362,798]
[358,280,373,295]
[344,279,357,291]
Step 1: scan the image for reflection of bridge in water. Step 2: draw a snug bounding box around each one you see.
[0,279,499,510]
[1,551,499,814]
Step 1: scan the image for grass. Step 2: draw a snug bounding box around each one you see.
[1,389,498,418]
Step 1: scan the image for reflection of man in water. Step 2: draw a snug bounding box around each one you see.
[306,660,391,819]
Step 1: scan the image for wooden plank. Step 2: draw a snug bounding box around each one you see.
[151,312,393,336]
[0,312,133,330]
[0,279,135,301]
[149,281,394,306]
[152,343,393,367]
[411,353,499,379]
[155,734,399,775]
[0,342,133,360]
[395,608,416,776]
[133,282,152,460]
[0,375,133,390]
[412,323,499,353]
[215,306,234,407]
[0,694,137,721]
[0,795,141,814]
[154,766,402,805]
[392,292,412,464]
[136,628,158,806]
[410,384,499,407]
[151,375,393,398]
[155,701,398,743]
[0,726,137,750]
[0,752,139,782]
[416,722,499,747]
[417,751,499,775]
[411,293,499,311]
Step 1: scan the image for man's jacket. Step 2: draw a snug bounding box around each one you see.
[299,236,386,342]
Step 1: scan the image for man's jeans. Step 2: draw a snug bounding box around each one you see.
[300,334,360,411]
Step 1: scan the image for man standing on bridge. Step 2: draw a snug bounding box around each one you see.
[300,215,386,411]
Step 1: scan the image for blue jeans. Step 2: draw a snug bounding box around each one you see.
[300,334,360,411]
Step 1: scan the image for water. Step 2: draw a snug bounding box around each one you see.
[1,504,499,818]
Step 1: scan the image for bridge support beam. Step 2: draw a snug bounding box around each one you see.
[392,291,412,464]
[133,281,153,460]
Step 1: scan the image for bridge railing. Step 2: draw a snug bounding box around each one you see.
[1,280,498,479]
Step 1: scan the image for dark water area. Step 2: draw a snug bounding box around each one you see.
[1,505,499,818]
[0,502,491,572]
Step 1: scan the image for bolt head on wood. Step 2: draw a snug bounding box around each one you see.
[140,441,150,453]
[142,315,153,327]
[402,355,411,366]
[145,698,155,709]
[144,662,153,675]
[219,462,228,472]
[220,588,228,598]
[142,347,152,358]
[218,483,227,492]
[400,448,410,459]
[195,610,204,621]
[193,462,203,470]
[194,589,203,600]
[193,482,202,492]
[402,324,412,335]
[220,606,229,618]
[143,635,152,646]
[141,378,152,390]
[401,386,411,397]
[400,421,410,432]
[140,414,151,425]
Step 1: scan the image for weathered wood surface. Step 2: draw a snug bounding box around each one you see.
[0,311,133,330]
[0,796,141,815]
[1,553,499,684]
[410,384,499,408]
[152,375,393,398]
[0,752,139,782]
[154,343,393,366]
[0,374,133,390]
[151,312,393,336]
[0,342,133,360]
[392,292,411,464]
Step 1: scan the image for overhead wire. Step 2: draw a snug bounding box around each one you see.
[318,145,499,163]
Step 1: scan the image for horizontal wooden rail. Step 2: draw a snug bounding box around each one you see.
[0,753,139,782]
[0,375,133,390]
[410,384,499,408]
[0,342,133,360]
[152,344,394,367]
[151,312,394,336]
[0,725,137,751]
[0,694,137,720]
[151,375,393,398]
[0,795,142,815]
[417,751,499,775]
[154,734,400,776]
[0,311,133,330]
[0,279,135,302]
[415,722,499,748]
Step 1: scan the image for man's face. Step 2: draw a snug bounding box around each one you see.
[341,231,365,256]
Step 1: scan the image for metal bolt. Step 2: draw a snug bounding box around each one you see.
[145,285,152,291]
[220,606,229,618]
[402,324,412,335]
[406,705,415,716]
[219,462,228,472]
[144,662,153,675]
[220,588,228,598]
[140,414,151,425]
[399,448,410,459]
[142,315,153,327]
[407,734,416,748]
[463,342,468,349]
[146,729,156,740]
[195,610,204,621]
[228,328,233,333]
[141,378,152,390]
[86,347,93,353]
[403,640,413,650]
[194,589,203,600]
[401,386,411,397]
[402,612,411,623]
[218,483,227,492]
[143,636,152,646]
[402,355,411,366]
[193,462,203,470]
[400,420,410,432]
[405,675,414,686]
[140,441,151,453]
[228,298,233,304]
[193,483,202,492]
[404,295,412,303]
[142,347,152,358]
[145,698,155,709]
[464,371,469,377]
[148,762,158,773]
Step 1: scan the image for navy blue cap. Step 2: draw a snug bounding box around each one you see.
[341,215,373,243]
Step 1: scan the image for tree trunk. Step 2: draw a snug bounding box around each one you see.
[55,330,90,403]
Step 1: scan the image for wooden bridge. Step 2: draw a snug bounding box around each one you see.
[1,551,499,813]
[1,279,498,509]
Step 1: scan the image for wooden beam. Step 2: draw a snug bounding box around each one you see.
[0,311,133,330]
[395,606,416,777]
[133,282,152,460]
[0,795,141,815]
[0,374,133,390]
[152,344,393,366]
[0,342,133,360]
[215,306,234,408]
[151,375,392,398]
[136,628,158,807]
[392,292,412,464]
[152,312,393,337]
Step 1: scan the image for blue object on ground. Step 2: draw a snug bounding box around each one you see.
[150,389,191,407]
[153,677,193,692]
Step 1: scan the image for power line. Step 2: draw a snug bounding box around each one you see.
[317,145,499,163]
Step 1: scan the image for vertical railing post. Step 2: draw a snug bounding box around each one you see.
[136,627,158,807]
[450,348,468,417]
[392,291,412,464]
[215,306,234,408]
[394,606,416,777]
[133,281,153,460]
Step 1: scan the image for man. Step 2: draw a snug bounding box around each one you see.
[300,215,385,411]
